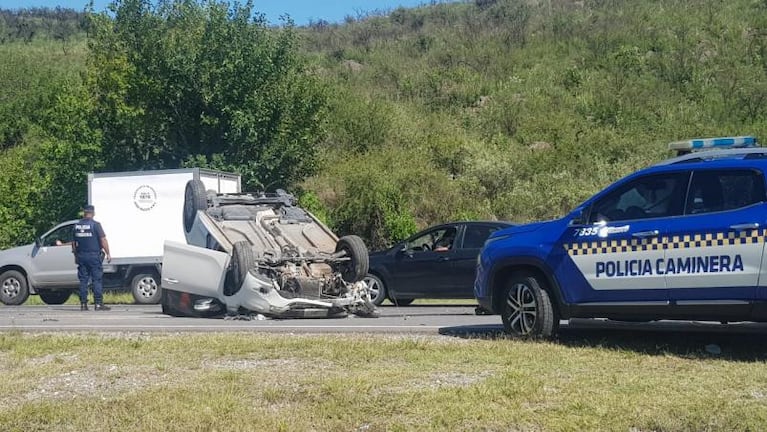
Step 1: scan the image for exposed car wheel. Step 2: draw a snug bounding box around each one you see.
[131,272,161,304]
[0,270,29,305]
[335,235,369,283]
[390,297,414,306]
[362,274,387,306]
[225,241,254,296]
[501,275,558,338]
[183,179,208,233]
[38,289,71,305]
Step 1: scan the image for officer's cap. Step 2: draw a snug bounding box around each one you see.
[83,204,95,213]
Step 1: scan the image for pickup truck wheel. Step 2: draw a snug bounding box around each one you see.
[38,289,72,305]
[131,272,161,304]
[501,275,558,338]
[335,235,369,283]
[0,270,29,305]
[362,274,387,305]
[225,241,253,296]
[183,179,208,233]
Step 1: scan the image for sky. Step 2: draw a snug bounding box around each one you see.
[0,0,436,24]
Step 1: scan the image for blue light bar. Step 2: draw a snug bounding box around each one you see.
[668,136,758,152]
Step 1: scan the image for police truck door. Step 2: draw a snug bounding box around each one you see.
[665,168,767,306]
[565,172,689,303]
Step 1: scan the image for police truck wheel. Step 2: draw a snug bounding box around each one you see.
[131,272,161,304]
[38,289,72,305]
[362,274,387,306]
[0,270,29,305]
[225,241,253,296]
[183,179,208,233]
[335,235,369,283]
[501,275,558,338]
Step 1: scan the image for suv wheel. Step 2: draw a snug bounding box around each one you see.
[501,274,558,338]
[0,270,29,305]
[183,179,208,234]
[335,235,369,283]
[225,241,254,296]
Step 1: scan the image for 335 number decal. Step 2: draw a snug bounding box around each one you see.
[574,227,600,237]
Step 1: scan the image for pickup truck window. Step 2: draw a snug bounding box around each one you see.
[42,224,75,247]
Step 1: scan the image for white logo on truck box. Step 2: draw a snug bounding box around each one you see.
[133,185,157,211]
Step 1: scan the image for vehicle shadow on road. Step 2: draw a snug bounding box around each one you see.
[438,322,767,361]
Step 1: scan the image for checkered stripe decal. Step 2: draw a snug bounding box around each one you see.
[565,229,764,256]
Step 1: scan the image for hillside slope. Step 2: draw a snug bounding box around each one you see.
[2,1,767,250]
[302,0,767,247]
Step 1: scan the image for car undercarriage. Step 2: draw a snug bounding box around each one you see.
[160,180,377,318]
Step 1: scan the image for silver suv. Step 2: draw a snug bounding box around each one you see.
[160,180,377,318]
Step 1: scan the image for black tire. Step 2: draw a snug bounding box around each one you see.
[38,289,71,305]
[362,273,387,306]
[500,274,558,338]
[183,179,208,234]
[225,241,254,296]
[0,270,29,305]
[335,235,369,283]
[390,297,414,306]
[131,272,161,304]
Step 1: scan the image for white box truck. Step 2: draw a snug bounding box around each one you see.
[0,168,240,306]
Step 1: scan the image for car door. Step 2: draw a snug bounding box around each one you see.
[450,223,506,298]
[666,169,767,309]
[388,225,460,298]
[161,240,229,298]
[563,171,689,303]
[29,222,78,287]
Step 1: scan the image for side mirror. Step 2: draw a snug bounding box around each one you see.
[34,237,42,248]
[569,209,587,226]
[397,243,408,253]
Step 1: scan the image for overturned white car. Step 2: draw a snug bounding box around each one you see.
[160,180,377,318]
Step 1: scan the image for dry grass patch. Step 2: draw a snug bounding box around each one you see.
[0,332,765,431]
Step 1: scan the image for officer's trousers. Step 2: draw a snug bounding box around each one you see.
[77,252,104,304]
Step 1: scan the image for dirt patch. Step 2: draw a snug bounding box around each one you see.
[203,357,303,371]
[23,364,169,402]
[382,370,496,394]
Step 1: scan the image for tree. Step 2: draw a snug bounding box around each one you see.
[86,0,327,190]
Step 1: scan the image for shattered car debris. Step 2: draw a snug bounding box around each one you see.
[160,180,377,318]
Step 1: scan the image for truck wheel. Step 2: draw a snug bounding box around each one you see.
[501,274,558,338]
[131,272,161,304]
[335,235,369,283]
[225,241,253,296]
[362,273,387,306]
[183,179,208,233]
[38,290,72,305]
[0,270,29,305]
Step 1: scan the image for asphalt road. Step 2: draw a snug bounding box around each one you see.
[2,304,767,340]
[0,304,499,334]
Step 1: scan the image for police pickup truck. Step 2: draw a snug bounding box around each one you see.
[475,136,767,337]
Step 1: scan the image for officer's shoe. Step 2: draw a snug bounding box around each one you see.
[80,303,88,311]
[94,303,111,311]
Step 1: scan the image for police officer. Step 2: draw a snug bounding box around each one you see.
[73,205,112,311]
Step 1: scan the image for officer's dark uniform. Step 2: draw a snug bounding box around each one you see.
[73,206,106,308]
